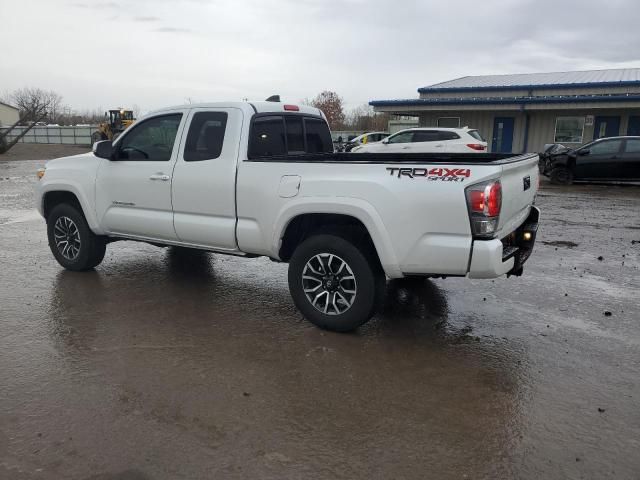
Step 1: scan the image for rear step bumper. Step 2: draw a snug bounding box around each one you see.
[468,206,540,279]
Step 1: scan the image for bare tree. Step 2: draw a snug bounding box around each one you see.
[343,104,389,132]
[309,91,345,130]
[0,87,64,153]
[11,87,63,123]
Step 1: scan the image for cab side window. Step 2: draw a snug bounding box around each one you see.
[184,112,228,161]
[117,114,182,161]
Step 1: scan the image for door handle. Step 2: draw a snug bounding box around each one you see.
[401,146,410,149]
[149,173,170,181]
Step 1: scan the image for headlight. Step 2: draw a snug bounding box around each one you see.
[37,167,46,180]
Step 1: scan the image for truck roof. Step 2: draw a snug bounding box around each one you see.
[149,101,324,118]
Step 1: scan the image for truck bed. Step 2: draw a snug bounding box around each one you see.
[247,152,538,165]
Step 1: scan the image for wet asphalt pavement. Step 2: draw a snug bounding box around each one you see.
[1,159,639,480]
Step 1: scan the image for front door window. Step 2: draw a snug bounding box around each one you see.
[116,114,182,161]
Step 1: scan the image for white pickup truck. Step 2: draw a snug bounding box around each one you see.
[35,101,540,331]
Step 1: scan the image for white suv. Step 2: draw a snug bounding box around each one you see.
[352,127,488,154]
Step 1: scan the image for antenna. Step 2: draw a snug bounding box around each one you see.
[265,95,281,102]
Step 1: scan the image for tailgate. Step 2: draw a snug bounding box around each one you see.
[497,154,539,236]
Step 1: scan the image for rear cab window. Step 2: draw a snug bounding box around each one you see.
[248,114,332,158]
[285,117,305,154]
[249,116,286,157]
[304,117,333,153]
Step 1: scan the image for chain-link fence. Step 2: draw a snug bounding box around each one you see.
[0,125,96,146]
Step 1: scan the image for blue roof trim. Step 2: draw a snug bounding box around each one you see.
[370,94,640,107]
[417,80,640,93]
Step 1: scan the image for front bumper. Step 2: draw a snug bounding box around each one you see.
[468,206,540,279]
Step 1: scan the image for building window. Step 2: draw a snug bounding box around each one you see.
[554,116,585,143]
[437,117,460,128]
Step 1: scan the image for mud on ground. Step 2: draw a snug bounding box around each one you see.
[1,158,639,480]
[0,143,90,161]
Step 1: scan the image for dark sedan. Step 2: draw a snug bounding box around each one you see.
[541,136,640,184]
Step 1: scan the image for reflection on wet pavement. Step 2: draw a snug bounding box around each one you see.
[1,161,639,479]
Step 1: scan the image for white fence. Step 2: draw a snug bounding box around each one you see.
[0,125,96,146]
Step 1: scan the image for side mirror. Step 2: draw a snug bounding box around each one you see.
[578,149,590,156]
[93,140,113,159]
[382,138,389,144]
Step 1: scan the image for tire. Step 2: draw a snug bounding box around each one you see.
[549,166,574,185]
[288,234,385,332]
[47,203,106,271]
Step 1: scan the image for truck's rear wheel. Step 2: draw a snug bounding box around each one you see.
[288,234,384,332]
[47,203,106,271]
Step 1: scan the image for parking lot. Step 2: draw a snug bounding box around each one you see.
[1,157,639,479]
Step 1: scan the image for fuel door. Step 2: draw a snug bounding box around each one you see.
[278,175,301,198]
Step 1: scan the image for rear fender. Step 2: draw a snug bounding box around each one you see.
[273,197,403,278]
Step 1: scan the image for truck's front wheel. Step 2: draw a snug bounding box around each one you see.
[288,234,385,332]
[47,203,106,271]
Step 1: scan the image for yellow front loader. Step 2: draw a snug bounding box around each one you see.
[92,109,135,143]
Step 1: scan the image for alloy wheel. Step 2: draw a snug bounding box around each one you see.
[53,216,82,260]
[302,253,357,315]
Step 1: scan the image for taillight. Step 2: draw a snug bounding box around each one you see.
[284,104,299,111]
[465,180,502,238]
[487,182,501,216]
[467,143,486,151]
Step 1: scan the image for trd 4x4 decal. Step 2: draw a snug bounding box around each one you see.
[386,167,471,182]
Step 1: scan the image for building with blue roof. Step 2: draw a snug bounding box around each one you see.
[370,68,640,153]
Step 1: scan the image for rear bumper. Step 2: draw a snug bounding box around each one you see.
[468,206,540,279]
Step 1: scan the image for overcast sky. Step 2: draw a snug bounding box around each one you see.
[2,0,640,114]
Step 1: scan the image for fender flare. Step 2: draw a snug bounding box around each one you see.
[272,197,403,278]
[40,181,102,234]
